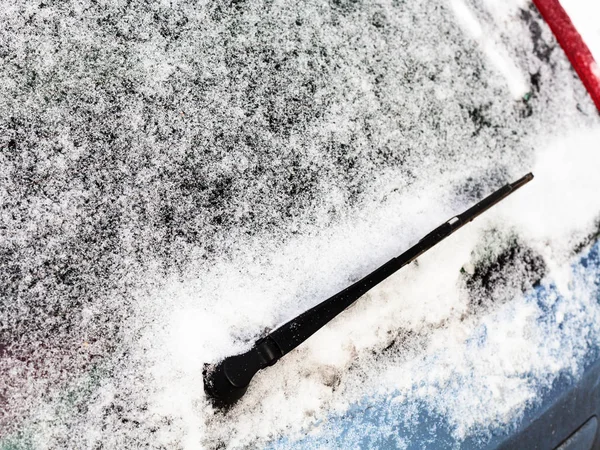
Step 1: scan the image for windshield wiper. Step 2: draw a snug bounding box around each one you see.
[203,173,534,407]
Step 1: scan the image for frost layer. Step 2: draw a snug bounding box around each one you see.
[1,0,599,449]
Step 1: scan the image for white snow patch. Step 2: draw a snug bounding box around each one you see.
[561,0,600,66]
[450,0,529,99]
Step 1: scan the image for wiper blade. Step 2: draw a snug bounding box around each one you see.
[203,173,534,407]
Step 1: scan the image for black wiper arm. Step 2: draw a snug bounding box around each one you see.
[203,173,534,407]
